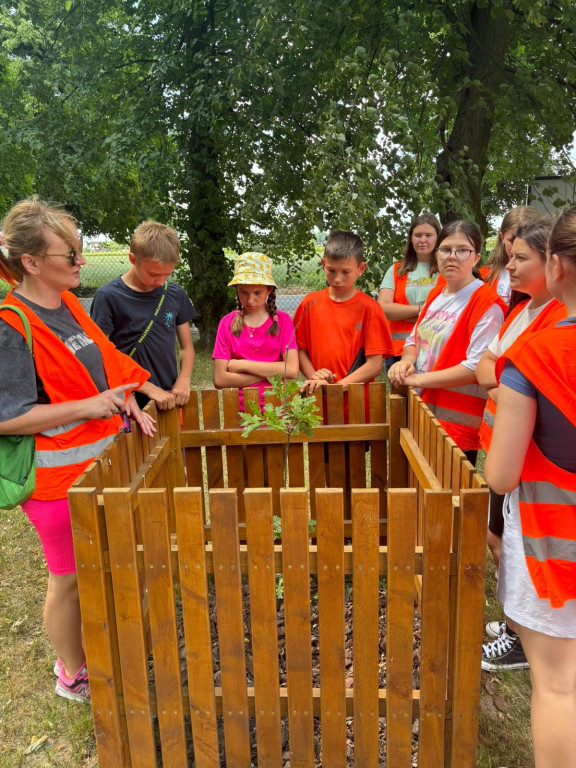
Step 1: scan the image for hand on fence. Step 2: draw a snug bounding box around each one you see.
[146,385,176,410]
[171,378,191,406]
[300,378,329,394]
[125,394,157,437]
[388,358,415,386]
[310,367,336,382]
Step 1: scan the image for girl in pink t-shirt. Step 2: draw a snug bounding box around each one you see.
[212,252,298,409]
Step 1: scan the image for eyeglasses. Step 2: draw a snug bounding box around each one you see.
[37,247,83,266]
[436,247,475,262]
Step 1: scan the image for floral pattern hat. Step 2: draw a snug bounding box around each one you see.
[228,252,277,287]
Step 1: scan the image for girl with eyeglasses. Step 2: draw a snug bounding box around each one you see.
[388,220,506,465]
[485,206,576,768]
[0,197,157,704]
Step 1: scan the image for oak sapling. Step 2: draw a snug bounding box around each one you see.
[239,373,321,487]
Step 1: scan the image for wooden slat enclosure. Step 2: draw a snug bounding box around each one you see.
[69,383,487,767]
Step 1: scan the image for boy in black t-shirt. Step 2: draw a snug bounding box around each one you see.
[91,221,196,409]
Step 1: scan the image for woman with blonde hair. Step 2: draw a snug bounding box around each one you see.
[0,197,156,703]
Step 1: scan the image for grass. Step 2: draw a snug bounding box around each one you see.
[0,350,534,767]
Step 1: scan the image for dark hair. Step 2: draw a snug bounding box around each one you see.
[548,206,576,268]
[324,229,363,264]
[397,213,441,277]
[436,220,483,279]
[507,217,553,313]
[436,220,482,253]
[515,216,553,262]
[485,206,540,284]
[231,286,279,337]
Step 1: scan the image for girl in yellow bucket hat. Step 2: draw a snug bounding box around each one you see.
[212,252,299,409]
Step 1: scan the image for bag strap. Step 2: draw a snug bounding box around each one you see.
[0,304,34,356]
[127,281,168,358]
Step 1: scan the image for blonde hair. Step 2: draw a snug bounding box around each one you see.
[0,196,78,286]
[130,220,180,264]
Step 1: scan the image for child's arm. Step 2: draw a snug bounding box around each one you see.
[137,381,177,410]
[171,322,195,406]
[227,348,299,380]
[337,354,383,387]
[213,359,263,389]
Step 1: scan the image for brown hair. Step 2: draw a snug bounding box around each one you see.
[130,220,180,264]
[0,196,79,286]
[547,206,576,268]
[485,206,540,285]
[324,229,364,264]
[231,287,279,337]
[436,220,483,279]
[506,216,551,313]
[397,213,441,277]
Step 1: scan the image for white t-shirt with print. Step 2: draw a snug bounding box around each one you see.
[405,279,504,374]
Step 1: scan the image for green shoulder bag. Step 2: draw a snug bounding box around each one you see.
[0,305,36,510]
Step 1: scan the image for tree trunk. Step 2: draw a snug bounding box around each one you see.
[436,1,511,231]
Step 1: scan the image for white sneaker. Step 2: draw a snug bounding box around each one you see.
[485,620,506,638]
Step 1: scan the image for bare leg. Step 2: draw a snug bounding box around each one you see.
[44,572,85,677]
[518,625,576,768]
[487,529,501,569]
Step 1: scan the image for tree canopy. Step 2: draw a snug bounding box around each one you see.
[1,0,575,344]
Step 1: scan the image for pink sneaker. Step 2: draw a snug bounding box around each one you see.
[55,663,91,703]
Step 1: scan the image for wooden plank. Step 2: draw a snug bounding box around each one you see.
[173,489,220,768]
[386,489,417,768]
[139,489,187,768]
[451,446,465,496]
[222,389,246,522]
[282,489,315,767]
[368,383,388,516]
[182,391,204,490]
[447,489,488,768]
[103,488,156,766]
[352,489,381,768]
[265,441,285,515]
[347,383,367,494]
[210,490,251,766]
[325,387,347,501]
[244,389,266,488]
[316,490,346,767]
[388,393,408,489]
[418,490,452,768]
[244,490,283,767]
[203,390,224,491]
[443,438,458,491]
[156,407,186,531]
[180,423,389,447]
[69,488,128,768]
[399,429,443,491]
[288,441,306,488]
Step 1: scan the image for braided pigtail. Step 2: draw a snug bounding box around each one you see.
[231,294,244,337]
[266,288,279,336]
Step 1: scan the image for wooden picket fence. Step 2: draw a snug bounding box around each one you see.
[69,383,488,767]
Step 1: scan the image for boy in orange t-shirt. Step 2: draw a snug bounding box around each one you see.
[294,229,393,397]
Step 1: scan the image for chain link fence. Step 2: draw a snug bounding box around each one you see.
[1,241,348,316]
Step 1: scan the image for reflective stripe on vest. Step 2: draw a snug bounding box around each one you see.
[523,535,576,564]
[391,331,411,341]
[42,419,87,437]
[36,433,117,469]
[426,403,482,429]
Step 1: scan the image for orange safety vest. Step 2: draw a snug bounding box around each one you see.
[1,290,150,500]
[479,298,566,450]
[416,282,506,451]
[499,323,576,608]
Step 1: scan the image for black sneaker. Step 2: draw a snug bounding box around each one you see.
[481,631,529,671]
